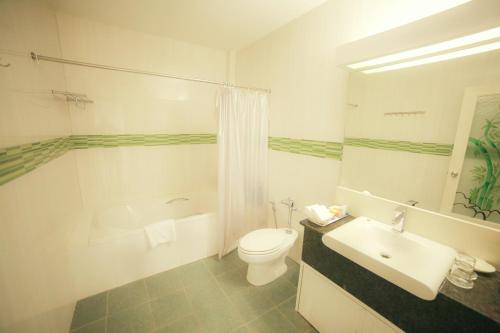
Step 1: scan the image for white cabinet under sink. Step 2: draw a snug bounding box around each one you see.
[297,263,404,333]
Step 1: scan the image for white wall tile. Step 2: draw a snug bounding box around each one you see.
[56,13,224,136]
[0,152,82,332]
[267,150,341,261]
[73,145,217,211]
[54,13,222,212]
[341,146,451,211]
[0,0,71,148]
[0,3,82,331]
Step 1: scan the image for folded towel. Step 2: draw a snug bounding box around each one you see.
[305,205,334,223]
[304,204,334,225]
[304,204,349,227]
[144,219,176,248]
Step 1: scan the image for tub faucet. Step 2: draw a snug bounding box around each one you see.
[392,205,407,233]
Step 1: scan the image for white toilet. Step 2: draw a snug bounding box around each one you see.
[238,228,298,286]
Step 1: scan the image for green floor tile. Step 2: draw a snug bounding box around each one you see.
[230,288,275,322]
[277,296,313,332]
[70,292,107,330]
[185,276,226,307]
[246,309,298,333]
[108,280,149,314]
[216,269,250,296]
[150,290,192,329]
[194,297,245,333]
[71,318,106,333]
[155,314,203,333]
[224,250,246,267]
[260,277,297,305]
[203,251,246,276]
[232,326,251,333]
[107,303,155,333]
[145,269,183,299]
[283,259,300,286]
[70,256,304,333]
[177,259,212,287]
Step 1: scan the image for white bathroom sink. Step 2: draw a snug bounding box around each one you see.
[322,216,456,300]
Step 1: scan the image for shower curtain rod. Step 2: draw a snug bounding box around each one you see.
[30,52,271,94]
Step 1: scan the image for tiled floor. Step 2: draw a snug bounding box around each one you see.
[70,252,317,333]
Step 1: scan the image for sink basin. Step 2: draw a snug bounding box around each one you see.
[322,216,456,300]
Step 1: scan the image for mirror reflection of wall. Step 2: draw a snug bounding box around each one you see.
[340,49,500,215]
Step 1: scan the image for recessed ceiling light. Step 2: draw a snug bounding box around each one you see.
[362,40,500,74]
[348,26,500,70]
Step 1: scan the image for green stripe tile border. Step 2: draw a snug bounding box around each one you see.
[344,137,453,156]
[70,133,216,149]
[0,134,216,186]
[0,134,453,186]
[269,137,343,160]
[0,137,72,186]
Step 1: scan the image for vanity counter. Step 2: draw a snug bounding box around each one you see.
[300,217,500,332]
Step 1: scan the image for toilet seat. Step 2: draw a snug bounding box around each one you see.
[239,228,286,255]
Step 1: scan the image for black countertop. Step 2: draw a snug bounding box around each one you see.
[300,217,500,332]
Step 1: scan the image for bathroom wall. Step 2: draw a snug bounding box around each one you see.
[236,5,343,260]
[235,0,474,261]
[0,5,227,332]
[0,1,82,332]
[55,13,224,210]
[342,50,500,212]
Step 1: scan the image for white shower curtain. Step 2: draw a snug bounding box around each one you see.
[217,87,269,258]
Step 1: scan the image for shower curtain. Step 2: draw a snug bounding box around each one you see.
[217,87,269,258]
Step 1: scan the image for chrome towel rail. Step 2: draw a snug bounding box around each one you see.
[52,90,94,105]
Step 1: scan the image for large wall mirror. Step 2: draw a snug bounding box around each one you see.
[340,49,500,226]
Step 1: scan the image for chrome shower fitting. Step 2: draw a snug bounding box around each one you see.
[270,201,278,229]
[280,197,297,234]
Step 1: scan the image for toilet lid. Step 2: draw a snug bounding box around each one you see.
[239,229,286,254]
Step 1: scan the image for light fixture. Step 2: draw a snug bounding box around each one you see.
[348,26,500,70]
[337,1,500,74]
[362,39,500,74]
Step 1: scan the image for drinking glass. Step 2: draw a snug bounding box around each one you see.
[446,253,476,289]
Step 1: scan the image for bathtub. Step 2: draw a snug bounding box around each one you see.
[77,191,219,299]
[90,191,216,243]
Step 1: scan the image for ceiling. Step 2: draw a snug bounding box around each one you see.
[47,0,328,50]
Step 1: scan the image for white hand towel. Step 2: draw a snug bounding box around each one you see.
[144,219,176,248]
[313,205,333,221]
[304,204,334,226]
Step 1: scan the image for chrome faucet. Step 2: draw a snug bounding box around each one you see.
[392,205,407,233]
